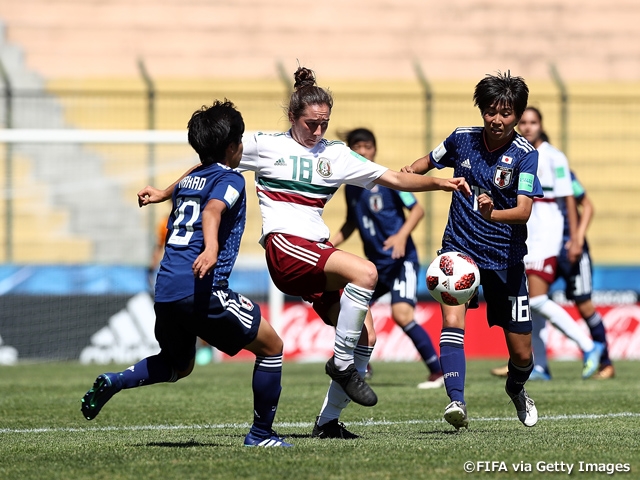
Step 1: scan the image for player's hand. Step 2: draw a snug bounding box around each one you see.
[565,238,583,264]
[383,234,407,259]
[137,186,168,207]
[192,251,217,279]
[478,193,494,220]
[442,177,471,197]
[401,165,416,174]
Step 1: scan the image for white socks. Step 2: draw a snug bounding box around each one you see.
[333,283,374,370]
[529,295,594,352]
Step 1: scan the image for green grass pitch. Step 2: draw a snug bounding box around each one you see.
[0,360,638,479]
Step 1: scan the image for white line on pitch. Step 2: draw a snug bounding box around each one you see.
[1,412,638,435]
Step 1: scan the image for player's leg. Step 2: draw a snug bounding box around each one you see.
[313,306,374,439]
[530,311,552,380]
[527,261,603,378]
[386,260,443,388]
[439,302,468,429]
[81,300,193,421]
[485,264,537,427]
[568,252,614,378]
[242,315,291,447]
[323,249,378,406]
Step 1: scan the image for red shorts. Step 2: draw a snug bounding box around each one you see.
[525,256,558,284]
[264,233,340,324]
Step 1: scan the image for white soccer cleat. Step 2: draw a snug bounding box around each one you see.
[505,385,538,427]
[443,400,469,430]
[417,372,445,390]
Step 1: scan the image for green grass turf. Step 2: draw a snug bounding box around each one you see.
[0,360,638,479]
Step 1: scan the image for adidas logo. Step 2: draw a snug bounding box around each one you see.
[80,292,160,364]
[274,158,287,166]
[461,159,472,169]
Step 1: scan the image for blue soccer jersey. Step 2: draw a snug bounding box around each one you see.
[344,184,419,269]
[155,163,246,302]
[431,127,543,269]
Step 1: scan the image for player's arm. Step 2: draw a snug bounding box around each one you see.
[563,195,582,263]
[192,198,226,279]
[384,200,424,259]
[478,193,533,224]
[375,169,470,196]
[402,154,435,175]
[330,219,357,247]
[137,164,201,207]
[576,192,594,239]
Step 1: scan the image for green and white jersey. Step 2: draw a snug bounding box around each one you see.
[240,130,388,245]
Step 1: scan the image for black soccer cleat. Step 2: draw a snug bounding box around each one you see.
[312,417,360,439]
[325,356,378,407]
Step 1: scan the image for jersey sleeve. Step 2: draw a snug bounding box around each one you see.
[571,171,586,201]
[397,190,418,209]
[238,132,260,172]
[429,130,457,169]
[516,150,543,197]
[338,145,388,189]
[552,149,574,198]
[210,171,245,210]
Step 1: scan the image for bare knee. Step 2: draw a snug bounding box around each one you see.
[351,260,378,291]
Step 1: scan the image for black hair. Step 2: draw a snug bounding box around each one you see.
[523,106,551,143]
[187,99,245,166]
[287,67,333,120]
[473,71,529,118]
[344,128,376,149]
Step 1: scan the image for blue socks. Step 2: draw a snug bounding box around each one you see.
[404,321,441,374]
[586,312,611,366]
[249,353,283,437]
[118,354,177,389]
[439,328,466,403]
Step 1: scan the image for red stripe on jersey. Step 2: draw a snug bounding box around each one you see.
[258,188,327,208]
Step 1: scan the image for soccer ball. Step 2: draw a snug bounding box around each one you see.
[426,252,480,306]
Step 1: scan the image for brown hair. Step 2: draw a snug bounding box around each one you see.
[287,67,333,121]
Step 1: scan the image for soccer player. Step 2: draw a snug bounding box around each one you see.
[515,107,604,380]
[534,170,614,379]
[403,71,543,429]
[331,127,444,389]
[146,66,470,439]
[81,100,292,448]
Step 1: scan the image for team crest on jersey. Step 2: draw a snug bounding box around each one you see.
[368,194,384,213]
[494,166,513,189]
[316,157,332,177]
[501,155,513,165]
[238,294,254,311]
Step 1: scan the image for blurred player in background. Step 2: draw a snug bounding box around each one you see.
[331,127,444,389]
[82,100,291,447]
[493,107,604,380]
[404,72,543,430]
[524,169,614,380]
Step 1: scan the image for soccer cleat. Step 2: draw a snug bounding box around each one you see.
[490,364,509,377]
[592,364,615,380]
[311,417,359,439]
[582,342,605,379]
[528,367,551,381]
[443,401,469,430]
[505,385,538,427]
[244,430,292,447]
[81,373,123,420]
[417,371,445,389]
[325,356,378,407]
[364,363,373,381]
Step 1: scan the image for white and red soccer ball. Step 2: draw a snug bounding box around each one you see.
[426,252,480,306]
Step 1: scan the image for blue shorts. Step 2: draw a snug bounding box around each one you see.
[154,289,261,370]
[480,263,532,333]
[557,249,593,303]
[371,259,418,307]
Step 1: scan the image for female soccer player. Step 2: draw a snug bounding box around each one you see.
[404,72,543,429]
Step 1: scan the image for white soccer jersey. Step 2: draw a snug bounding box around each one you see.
[525,141,574,262]
[240,131,388,244]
